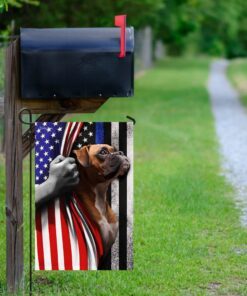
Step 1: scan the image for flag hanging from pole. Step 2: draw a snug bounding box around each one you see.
[35,122,133,270]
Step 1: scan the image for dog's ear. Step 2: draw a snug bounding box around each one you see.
[72,146,90,167]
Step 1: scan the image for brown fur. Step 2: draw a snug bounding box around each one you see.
[73,144,129,255]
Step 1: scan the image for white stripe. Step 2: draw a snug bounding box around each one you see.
[73,198,97,270]
[127,122,134,269]
[34,227,39,270]
[111,122,120,270]
[41,208,52,270]
[60,122,71,155]
[66,203,80,270]
[55,198,65,270]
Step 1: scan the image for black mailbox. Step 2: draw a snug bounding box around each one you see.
[20,27,134,99]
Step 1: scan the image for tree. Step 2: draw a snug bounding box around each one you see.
[155,0,247,57]
[154,0,200,55]
[0,0,39,12]
[0,0,163,31]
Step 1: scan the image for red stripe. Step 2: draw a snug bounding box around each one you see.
[64,123,74,156]
[60,198,72,270]
[64,122,74,156]
[62,122,72,156]
[73,194,104,262]
[66,122,84,156]
[47,201,59,270]
[36,209,45,270]
[69,199,88,269]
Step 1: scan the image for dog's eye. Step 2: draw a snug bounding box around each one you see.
[99,148,109,155]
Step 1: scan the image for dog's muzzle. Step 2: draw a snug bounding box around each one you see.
[105,153,130,179]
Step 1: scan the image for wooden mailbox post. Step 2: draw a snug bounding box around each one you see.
[4,39,108,292]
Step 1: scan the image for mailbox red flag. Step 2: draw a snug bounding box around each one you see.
[114,14,126,58]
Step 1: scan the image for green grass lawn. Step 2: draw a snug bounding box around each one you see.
[228,58,247,106]
[0,58,247,295]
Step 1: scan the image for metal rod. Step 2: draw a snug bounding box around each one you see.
[126,115,136,125]
[29,111,33,295]
[18,108,33,295]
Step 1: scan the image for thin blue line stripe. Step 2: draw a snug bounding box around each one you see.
[95,123,104,144]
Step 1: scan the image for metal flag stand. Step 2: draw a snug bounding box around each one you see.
[19,108,34,295]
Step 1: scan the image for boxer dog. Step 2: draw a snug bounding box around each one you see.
[73,144,130,258]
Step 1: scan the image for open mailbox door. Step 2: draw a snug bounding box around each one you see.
[20,27,134,99]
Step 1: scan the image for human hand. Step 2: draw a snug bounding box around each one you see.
[35,155,79,207]
[48,155,79,196]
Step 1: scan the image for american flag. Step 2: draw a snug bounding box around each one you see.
[35,122,133,270]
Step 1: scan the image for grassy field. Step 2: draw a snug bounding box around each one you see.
[0,58,247,295]
[228,58,247,106]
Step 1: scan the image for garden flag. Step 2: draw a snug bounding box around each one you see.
[35,122,133,270]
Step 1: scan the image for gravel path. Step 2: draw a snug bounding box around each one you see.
[208,60,247,227]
